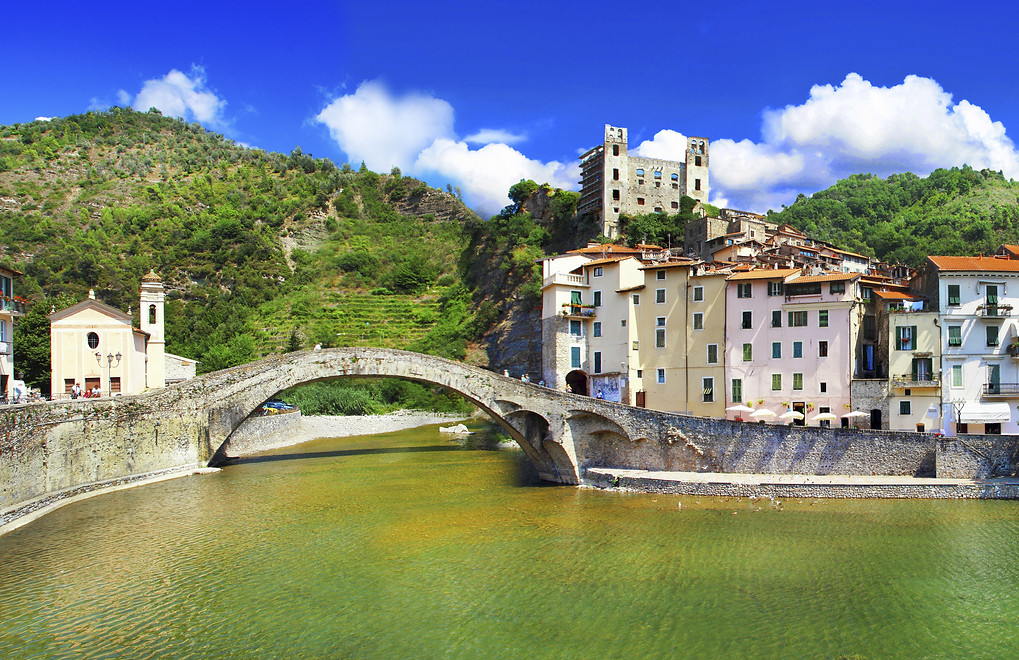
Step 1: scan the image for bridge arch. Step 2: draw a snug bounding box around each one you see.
[197,348,581,483]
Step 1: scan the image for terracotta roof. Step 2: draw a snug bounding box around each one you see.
[141,269,162,282]
[927,255,1019,272]
[873,290,919,300]
[616,284,646,293]
[639,260,697,270]
[790,273,860,284]
[635,243,665,250]
[727,268,800,281]
[582,256,632,268]
[573,244,642,255]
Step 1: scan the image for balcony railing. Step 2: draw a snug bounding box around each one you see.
[977,304,1013,318]
[982,383,1019,397]
[543,273,587,288]
[891,373,941,388]
[561,303,596,318]
[0,298,26,315]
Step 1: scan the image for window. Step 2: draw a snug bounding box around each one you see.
[656,328,666,348]
[899,400,911,415]
[737,282,752,298]
[957,423,969,434]
[771,310,782,328]
[948,325,962,346]
[818,310,828,327]
[895,325,917,350]
[656,270,666,280]
[671,172,679,181]
[569,320,582,336]
[693,286,704,302]
[695,178,701,191]
[0,320,6,342]
[671,201,679,209]
[636,168,645,177]
[612,144,619,156]
[863,315,876,339]
[913,357,934,381]
[695,155,702,167]
[742,343,753,361]
[819,340,829,357]
[632,340,639,350]
[731,379,742,404]
[612,189,620,200]
[702,377,714,402]
[656,316,666,327]
[593,322,602,338]
[787,282,821,297]
[987,284,999,307]
[952,364,963,388]
[771,374,782,391]
[593,291,602,307]
[612,168,619,180]
[636,369,643,378]
[793,373,803,390]
[742,311,752,329]
[632,294,640,305]
[637,198,645,206]
[594,351,602,373]
[987,325,999,347]
[87,332,100,349]
[657,368,666,384]
[656,289,666,304]
[707,344,718,364]
[654,170,662,179]
[789,311,808,327]
[793,341,803,358]
[693,313,703,330]
[148,304,157,324]
[621,320,626,327]
[947,284,961,306]
[772,342,782,359]
[819,382,827,393]
[768,281,783,296]
[110,377,121,393]
[593,266,603,277]
[570,346,581,368]
[830,282,846,294]
[860,286,873,301]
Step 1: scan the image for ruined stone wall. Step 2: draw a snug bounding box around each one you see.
[851,379,889,430]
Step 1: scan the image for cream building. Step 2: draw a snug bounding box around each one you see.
[50,271,196,398]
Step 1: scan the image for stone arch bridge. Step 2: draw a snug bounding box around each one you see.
[0,347,995,525]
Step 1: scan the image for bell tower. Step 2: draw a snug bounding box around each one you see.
[139,269,165,389]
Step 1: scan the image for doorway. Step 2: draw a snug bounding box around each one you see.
[792,402,806,426]
[870,408,882,430]
[565,370,588,396]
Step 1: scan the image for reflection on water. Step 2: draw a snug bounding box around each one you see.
[2,422,1019,658]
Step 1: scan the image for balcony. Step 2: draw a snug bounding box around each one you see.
[891,373,941,389]
[543,273,587,288]
[0,297,26,316]
[561,303,596,319]
[977,304,1013,318]
[982,383,1019,397]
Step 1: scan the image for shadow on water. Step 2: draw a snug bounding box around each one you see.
[223,445,459,466]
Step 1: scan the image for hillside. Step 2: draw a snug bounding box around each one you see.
[0,108,484,391]
[764,167,1019,265]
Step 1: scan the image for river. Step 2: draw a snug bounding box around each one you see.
[1,422,1018,658]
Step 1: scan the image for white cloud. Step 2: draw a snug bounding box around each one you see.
[464,128,526,145]
[632,129,689,160]
[415,138,577,215]
[316,80,454,172]
[124,66,228,128]
[317,80,574,215]
[714,73,1019,211]
[34,117,53,122]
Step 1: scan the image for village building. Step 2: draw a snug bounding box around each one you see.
[578,125,709,239]
[49,271,196,398]
[0,265,25,401]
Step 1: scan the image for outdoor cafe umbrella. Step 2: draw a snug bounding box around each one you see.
[842,411,868,419]
[726,404,755,414]
[779,410,804,421]
[749,409,777,419]
[811,412,838,422]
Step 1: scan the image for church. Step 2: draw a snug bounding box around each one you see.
[49,271,197,398]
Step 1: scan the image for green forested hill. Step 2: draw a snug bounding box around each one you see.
[0,108,483,391]
[765,167,1019,264]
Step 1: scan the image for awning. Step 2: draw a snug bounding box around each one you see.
[959,401,1012,423]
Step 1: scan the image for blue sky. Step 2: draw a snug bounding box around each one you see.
[6,1,1019,217]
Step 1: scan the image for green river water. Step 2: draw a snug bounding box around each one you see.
[2,421,1019,658]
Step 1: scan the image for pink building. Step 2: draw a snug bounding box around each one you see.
[725,270,860,426]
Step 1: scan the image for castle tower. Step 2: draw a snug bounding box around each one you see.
[139,269,165,389]
[685,137,710,204]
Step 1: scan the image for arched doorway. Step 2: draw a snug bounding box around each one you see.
[565,370,588,396]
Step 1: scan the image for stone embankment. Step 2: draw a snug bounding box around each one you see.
[585,468,1019,500]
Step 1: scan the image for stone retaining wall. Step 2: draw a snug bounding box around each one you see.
[936,435,1019,478]
[220,410,302,457]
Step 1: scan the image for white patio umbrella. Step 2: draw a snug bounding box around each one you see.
[726,404,755,414]
[842,411,868,419]
[779,410,804,421]
[749,409,777,419]
[811,412,838,422]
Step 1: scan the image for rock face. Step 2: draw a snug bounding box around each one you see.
[483,298,542,380]
[391,183,480,225]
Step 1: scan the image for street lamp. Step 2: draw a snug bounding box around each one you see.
[95,351,122,396]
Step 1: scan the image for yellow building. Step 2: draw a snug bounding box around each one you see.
[49,271,195,398]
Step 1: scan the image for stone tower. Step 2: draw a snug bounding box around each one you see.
[139,270,165,389]
[685,137,710,204]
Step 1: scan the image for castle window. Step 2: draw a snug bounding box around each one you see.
[695,156,702,167]
[654,207,662,212]
[636,168,645,177]
[612,145,619,156]
[671,202,679,209]
[148,304,157,324]
[654,171,662,179]
[637,198,645,205]
[671,173,679,181]
[672,183,678,189]
[612,168,619,180]
[695,179,701,191]
[612,189,620,200]
[87,332,99,349]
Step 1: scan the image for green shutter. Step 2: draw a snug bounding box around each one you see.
[948,284,960,306]
[987,285,998,306]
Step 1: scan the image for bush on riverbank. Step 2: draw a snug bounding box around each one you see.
[278,379,474,416]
